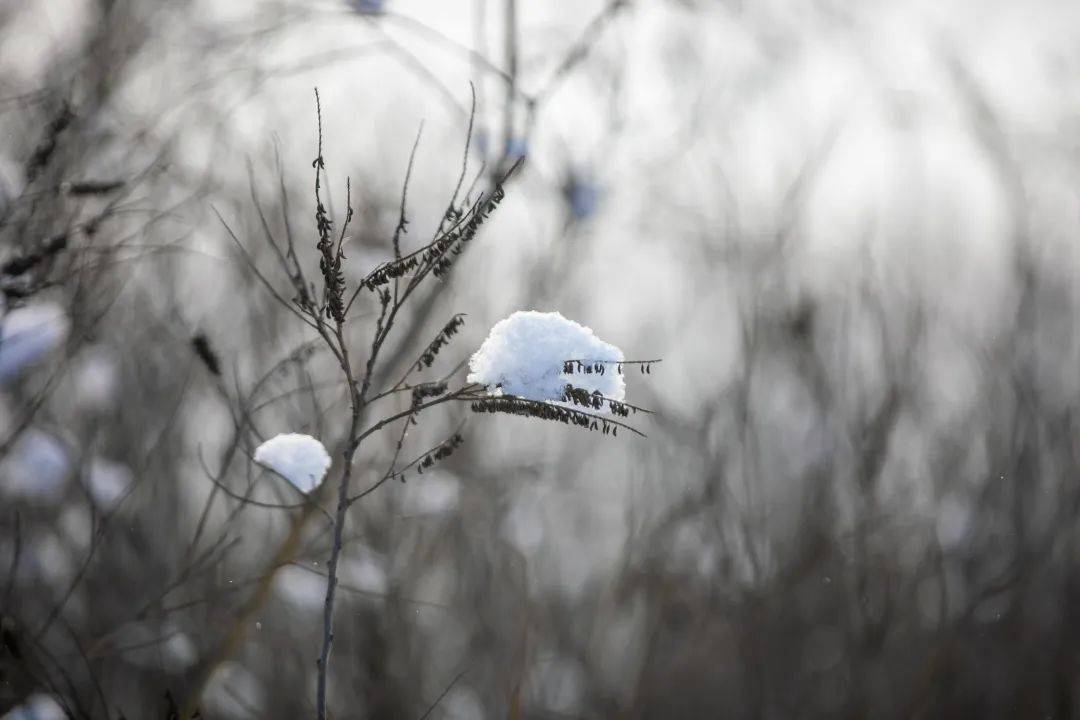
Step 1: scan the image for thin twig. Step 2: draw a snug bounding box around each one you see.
[418,667,469,720]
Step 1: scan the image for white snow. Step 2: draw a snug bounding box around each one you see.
[252,433,331,493]
[467,311,625,406]
[0,302,70,383]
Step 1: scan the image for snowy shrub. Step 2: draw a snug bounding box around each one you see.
[163,89,654,720]
[173,89,525,720]
[253,433,332,493]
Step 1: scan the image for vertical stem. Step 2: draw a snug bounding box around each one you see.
[500,0,518,173]
[315,399,361,719]
[315,445,357,719]
[316,319,377,719]
[474,0,487,158]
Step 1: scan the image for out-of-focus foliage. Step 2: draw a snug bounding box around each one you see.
[4,0,1080,718]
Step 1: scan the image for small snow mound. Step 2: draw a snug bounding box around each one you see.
[468,311,624,405]
[253,433,331,493]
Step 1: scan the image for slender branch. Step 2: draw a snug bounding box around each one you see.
[435,84,476,238]
[212,206,320,332]
[2,510,21,609]
[471,393,648,437]
[418,667,470,720]
[500,0,519,177]
[348,418,466,506]
[562,357,662,365]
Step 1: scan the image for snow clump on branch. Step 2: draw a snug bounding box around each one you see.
[467,311,625,407]
[253,433,332,494]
